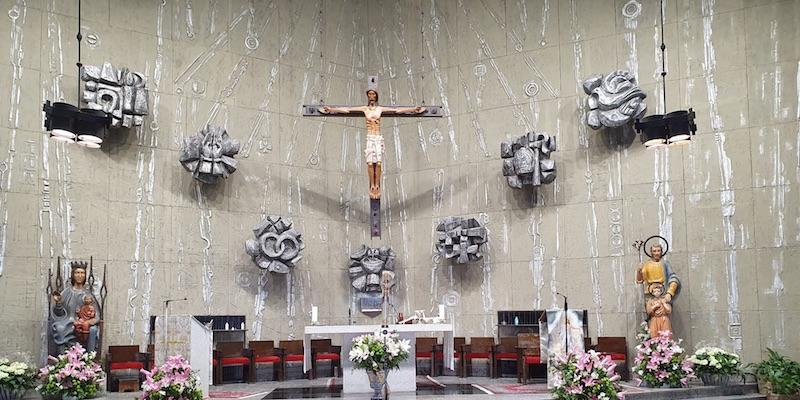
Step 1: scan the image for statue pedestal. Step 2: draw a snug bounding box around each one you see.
[154,315,212,397]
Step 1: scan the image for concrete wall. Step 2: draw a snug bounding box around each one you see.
[0,0,797,365]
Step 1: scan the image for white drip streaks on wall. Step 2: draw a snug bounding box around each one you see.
[590,259,603,335]
[0,0,28,277]
[702,0,741,353]
[530,211,544,309]
[425,0,458,160]
[196,184,214,312]
[767,253,785,348]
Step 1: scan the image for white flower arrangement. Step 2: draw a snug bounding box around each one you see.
[0,357,37,392]
[349,330,411,372]
[687,347,740,376]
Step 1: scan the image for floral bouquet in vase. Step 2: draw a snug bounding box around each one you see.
[687,347,740,386]
[37,343,104,400]
[349,329,411,400]
[550,350,623,400]
[140,355,203,400]
[0,357,37,400]
[632,331,695,388]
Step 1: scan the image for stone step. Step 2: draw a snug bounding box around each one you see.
[624,384,760,400]
[690,395,767,400]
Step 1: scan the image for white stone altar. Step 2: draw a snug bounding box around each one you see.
[303,324,454,393]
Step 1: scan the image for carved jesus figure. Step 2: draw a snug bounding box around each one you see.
[320,89,425,199]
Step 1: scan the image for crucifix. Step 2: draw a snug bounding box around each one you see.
[303,76,442,237]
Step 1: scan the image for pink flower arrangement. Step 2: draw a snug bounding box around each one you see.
[37,343,103,399]
[140,355,202,400]
[550,350,623,400]
[632,331,695,387]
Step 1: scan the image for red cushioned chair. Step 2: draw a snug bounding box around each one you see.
[596,337,628,380]
[492,336,517,378]
[213,341,252,385]
[310,339,342,379]
[248,340,282,382]
[105,345,149,392]
[278,340,306,380]
[415,337,439,376]
[463,337,494,378]
[517,334,542,384]
[433,337,464,376]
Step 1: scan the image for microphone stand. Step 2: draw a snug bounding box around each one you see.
[163,298,188,357]
[556,292,568,352]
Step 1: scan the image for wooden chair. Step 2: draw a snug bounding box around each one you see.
[415,337,439,376]
[463,337,494,378]
[248,340,282,382]
[278,340,305,380]
[310,339,342,379]
[517,334,543,384]
[596,337,628,380]
[213,341,251,385]
[434,337,464,376]
[105,345,149,392]
[492,336,517,378]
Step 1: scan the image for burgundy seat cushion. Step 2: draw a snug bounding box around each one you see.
[221,357,249,366]
[255,356,280,364]
[524,356,542,364]
[110,361,144,371]
[416,352,433,358]
[315,353,340,361]
[495,352,517,360]
[285,354,304,362]
[465,352,491,359]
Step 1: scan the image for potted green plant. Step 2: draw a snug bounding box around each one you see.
[37,344,104,400]
[0,358,37,400]
[748,349,800,400]
[687,347,741,386]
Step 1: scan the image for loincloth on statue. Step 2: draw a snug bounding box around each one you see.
[364,134,385,164]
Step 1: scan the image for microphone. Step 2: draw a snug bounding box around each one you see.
[165,297,188,305]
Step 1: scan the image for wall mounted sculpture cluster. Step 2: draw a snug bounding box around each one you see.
[245,216,304,274]
[582,70,647,130]
[81,61,149,128]
[348,245,396,293]
[435,217,487,264]
[179,125,240,184]
[501,132,557,188]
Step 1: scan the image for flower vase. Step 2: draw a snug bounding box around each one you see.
[700,373,730,386]
[0,387,27,400]
[62,395,79,400]
[366,369,388,400]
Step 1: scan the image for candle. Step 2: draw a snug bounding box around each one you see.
[311,306,318,323]
[438,304,445,319]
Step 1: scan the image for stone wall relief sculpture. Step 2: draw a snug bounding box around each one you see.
[501,132,557,189]
[81,61,149,128]
[46,257,107,356]
[348,245,396,315]
[435,217,487,264]
[582,70,646,130]
[179,125,240,184]
[245,216,304,274]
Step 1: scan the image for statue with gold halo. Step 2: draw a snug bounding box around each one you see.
[635,239,680,338]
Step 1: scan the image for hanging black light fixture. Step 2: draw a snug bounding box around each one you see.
[42,0,109,147]
[634,0,697,148]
